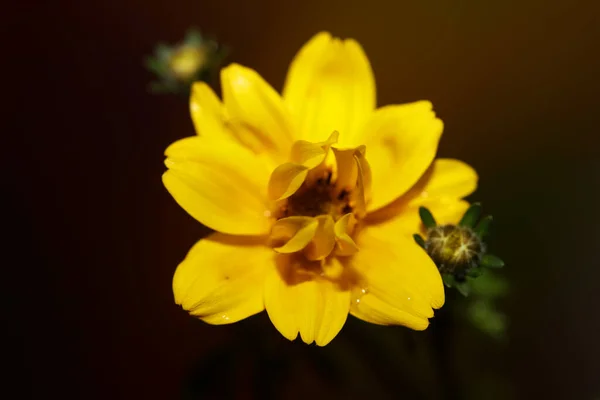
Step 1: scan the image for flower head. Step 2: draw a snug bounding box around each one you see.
[163,32,478,345]
[415,204,505,297]
[146,29,226,94]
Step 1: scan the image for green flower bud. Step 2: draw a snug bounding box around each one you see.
[425,224,484,279]
[145,29,227,95]
[415,203,504,296]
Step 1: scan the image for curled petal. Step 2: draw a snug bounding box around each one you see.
[268,131,340,201]
[334,213,359,256]
[271,216,318,253]
[290,130,339,168]
[304,215,336,261]
[267,163,309,201]
[355,146,372,203]
[332,147,370,217]
[332,148,358,192]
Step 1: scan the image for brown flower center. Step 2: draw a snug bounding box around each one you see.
[278,170,356,222]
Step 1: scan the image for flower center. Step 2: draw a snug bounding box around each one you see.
[280,170,354,220]
[266,132,370,261]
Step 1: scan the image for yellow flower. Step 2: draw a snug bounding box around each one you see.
[163,32,478,346]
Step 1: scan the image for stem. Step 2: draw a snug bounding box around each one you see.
[431,294,463,400]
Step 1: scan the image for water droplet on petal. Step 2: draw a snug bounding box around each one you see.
[351,287,369,308]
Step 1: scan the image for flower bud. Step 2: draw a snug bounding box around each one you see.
[414,203,504,296]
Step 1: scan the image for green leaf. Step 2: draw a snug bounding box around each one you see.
[418,207,436,229]
[474,215,493,238]
[481,254,505,269]
[413,234,426,248]
[459,202,482,227]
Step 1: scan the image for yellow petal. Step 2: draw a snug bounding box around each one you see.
[355,146,372,203]
[163,137,272,235]
[290,130,339,168]
[359,102,443,212]
[267,163,309,201]
[268,131,340,201]
[373,199,470,239]
[332,148,359,193]
[189,82,281,168]
[353,153,369,217]
[173,233,272,324]
[367,158,477,225]
[349,228,444,328]
[264,255,351,346]
[189,82,229,138]
[164,136,204,160]
[221,63,294,158]
[334,213,359,256]
[304,215,335,261]
[283,32,375,142]
[407,159,478,208]
[332,147,370,218]
[271,217,318,253]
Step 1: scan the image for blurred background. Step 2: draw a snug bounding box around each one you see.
[6,0,600,398]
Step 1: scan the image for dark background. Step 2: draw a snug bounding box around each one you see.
[6,0,600,398]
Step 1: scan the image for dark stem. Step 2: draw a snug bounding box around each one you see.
[430,292,463,400]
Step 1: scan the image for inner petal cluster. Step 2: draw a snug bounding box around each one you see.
[283,170,351,219]
[267,132,370,262]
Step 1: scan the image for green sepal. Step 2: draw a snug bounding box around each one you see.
[455,280,471,297]
[441,273,456,288]
[185,29,204,46]
[467,267,484,278]
[418,207,437,229]
[467,300,507,340]
[459,202,482,228]
[144,57,169,76]
[155,43,172,60]
[413,234,426,248]
[480,254,505,269]
[474,215,493,238]
[470,271,509,299]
